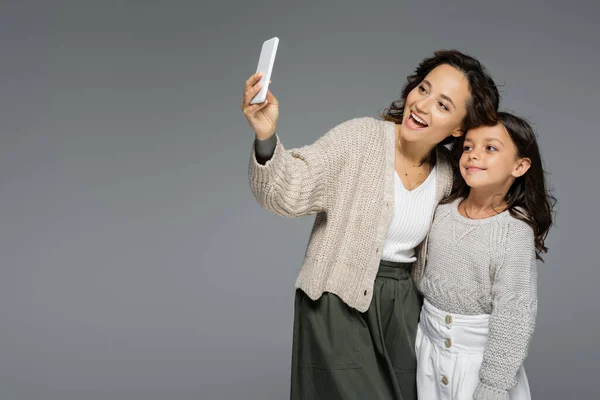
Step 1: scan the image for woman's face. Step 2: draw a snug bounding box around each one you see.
[401,64,470,146]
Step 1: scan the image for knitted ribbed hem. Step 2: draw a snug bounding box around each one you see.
[474,382,509,400]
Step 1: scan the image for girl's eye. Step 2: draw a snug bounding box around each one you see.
[463,145,472,151]
[486,146,497,152]
[439,102,448,111]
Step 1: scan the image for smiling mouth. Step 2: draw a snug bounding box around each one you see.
[407,111,428,128]
[466,166,485,172]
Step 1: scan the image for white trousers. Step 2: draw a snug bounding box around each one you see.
[415,299,531,400]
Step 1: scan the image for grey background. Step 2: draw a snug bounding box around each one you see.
[1,0,597,399]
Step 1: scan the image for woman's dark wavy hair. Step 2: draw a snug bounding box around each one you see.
[443,112,557,261]
[381,49,500,152]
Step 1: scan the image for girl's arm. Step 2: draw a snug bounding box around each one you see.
[475,219,538,400]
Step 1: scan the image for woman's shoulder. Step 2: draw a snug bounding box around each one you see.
[434,145,453,171]
[329,116,391,138]
[433,145,454,192]
[435,197,458,217]
[319,117,392,156]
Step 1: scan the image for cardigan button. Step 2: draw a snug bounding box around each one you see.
[364,290,368,296]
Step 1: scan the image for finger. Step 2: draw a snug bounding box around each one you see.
[245,72,263,87]
[243,82,263,106]
[245,72,262,87]
[243,73,263,103]
[243,100,269,117]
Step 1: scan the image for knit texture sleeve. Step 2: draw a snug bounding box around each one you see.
[248,119,356,218]
[475,218,538,400]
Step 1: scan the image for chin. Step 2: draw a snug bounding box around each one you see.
[400,132,419,143]
[466,179,498,190]
[461,174,485,188]
[400,127,429,143]
[466,182,485,189]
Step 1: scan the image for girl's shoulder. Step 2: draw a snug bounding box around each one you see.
[489,211,535,262]
[505,211,535,240]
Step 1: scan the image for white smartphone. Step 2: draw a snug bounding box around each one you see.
[250,37,279,104]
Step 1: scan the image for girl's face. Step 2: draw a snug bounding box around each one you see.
[401,64,470,145]
[460,123,531,191]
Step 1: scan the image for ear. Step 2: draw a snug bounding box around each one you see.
[512,157,531,178]
[450,127,464,138]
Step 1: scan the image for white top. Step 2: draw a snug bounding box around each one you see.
[381,166,438,263]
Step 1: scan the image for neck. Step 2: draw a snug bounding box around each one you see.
[464,188,508,213]
[396,125,435,165]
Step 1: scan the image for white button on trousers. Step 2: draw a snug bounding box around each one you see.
[416,299,531,400]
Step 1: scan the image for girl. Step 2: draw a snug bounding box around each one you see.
[241,50,500,400]
[413,112,556,400]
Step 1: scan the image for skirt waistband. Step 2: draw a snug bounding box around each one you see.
[419,299,490,353]
[378,259,412,280]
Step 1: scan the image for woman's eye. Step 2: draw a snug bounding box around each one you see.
[418,85,426,94]
[439,102,448,111]
[486,146,497,152]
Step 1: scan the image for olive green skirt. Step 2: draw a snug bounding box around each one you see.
[290,260,422,400]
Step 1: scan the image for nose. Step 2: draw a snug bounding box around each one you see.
[468,148,480,160]
[414,97,432,115]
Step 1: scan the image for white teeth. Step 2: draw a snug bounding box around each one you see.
[411,112,427,125]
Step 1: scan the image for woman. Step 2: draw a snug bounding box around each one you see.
[241,50,500,400]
